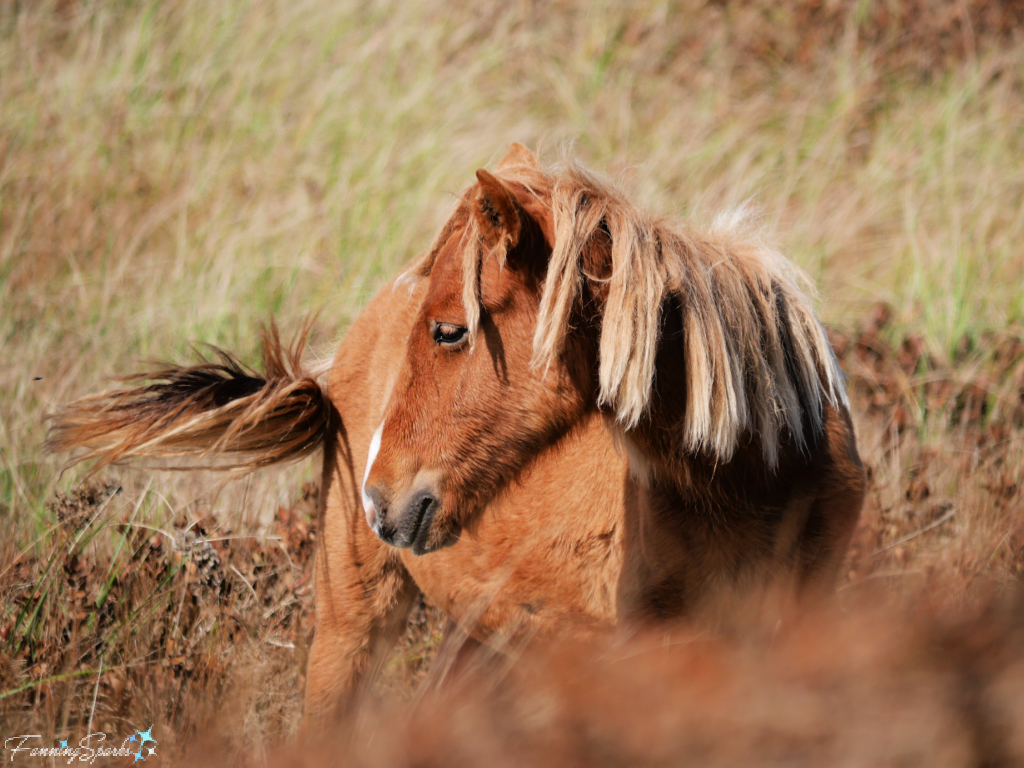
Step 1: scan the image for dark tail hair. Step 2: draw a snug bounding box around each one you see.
[46,321,331,475]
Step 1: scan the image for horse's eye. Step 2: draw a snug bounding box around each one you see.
[432,322,469,348]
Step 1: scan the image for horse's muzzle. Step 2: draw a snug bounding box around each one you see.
[365,484,444,555]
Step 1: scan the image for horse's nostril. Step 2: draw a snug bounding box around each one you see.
[408,490,440,555]
[418,494,436,517]
[364,483,442,551]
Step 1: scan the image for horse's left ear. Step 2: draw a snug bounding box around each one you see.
[474,169,521,253]
[496,142,540,170]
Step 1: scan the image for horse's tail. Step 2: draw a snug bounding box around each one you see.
[46,321,332,476]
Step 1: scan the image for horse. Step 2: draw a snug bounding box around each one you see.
[47,144,864,721]
[361,143,866,615]
[47,256,629,720]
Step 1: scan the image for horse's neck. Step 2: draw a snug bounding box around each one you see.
[614,354,808,525]
[622,426,785,509]
[614,421,809,619]
[614,300,792,499]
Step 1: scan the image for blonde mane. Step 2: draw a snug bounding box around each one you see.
[407,154,847,466]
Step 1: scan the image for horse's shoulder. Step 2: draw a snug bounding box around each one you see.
[327,276,427,436]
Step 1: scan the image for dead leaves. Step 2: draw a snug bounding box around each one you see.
[1,481,319,734]
[831,302,1024,444]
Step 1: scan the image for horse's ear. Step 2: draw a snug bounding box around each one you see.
[474,169,522,251]
[497,142,539,170]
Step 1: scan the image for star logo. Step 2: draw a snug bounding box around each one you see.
[137,727,156,748]
[129,726,157,761]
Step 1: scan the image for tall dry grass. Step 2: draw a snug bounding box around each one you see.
[2,0,1024,763]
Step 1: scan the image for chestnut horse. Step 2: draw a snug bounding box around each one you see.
[48,144,863,721]
[364,143,865,615]
[48,252,629,719]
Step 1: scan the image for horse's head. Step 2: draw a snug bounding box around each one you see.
[361,144,846,555]
[361,145,605,555]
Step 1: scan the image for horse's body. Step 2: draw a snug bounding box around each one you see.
[49,270,630,718]
[48,144,864,722]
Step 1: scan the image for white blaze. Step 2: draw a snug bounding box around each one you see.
[361,422,384,523]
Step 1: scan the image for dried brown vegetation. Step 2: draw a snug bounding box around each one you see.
[1,483,319,753]
[278,591,1024,768]
[838,307,1024,596]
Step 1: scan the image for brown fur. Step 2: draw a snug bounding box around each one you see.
[305,277,627,718]
[47,274,629,720]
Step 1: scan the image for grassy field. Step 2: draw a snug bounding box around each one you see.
[3,0,1024,763]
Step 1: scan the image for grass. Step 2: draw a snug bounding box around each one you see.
[2,0,1024,763]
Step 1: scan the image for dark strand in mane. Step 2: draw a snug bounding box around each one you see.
[46,321,330,475]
